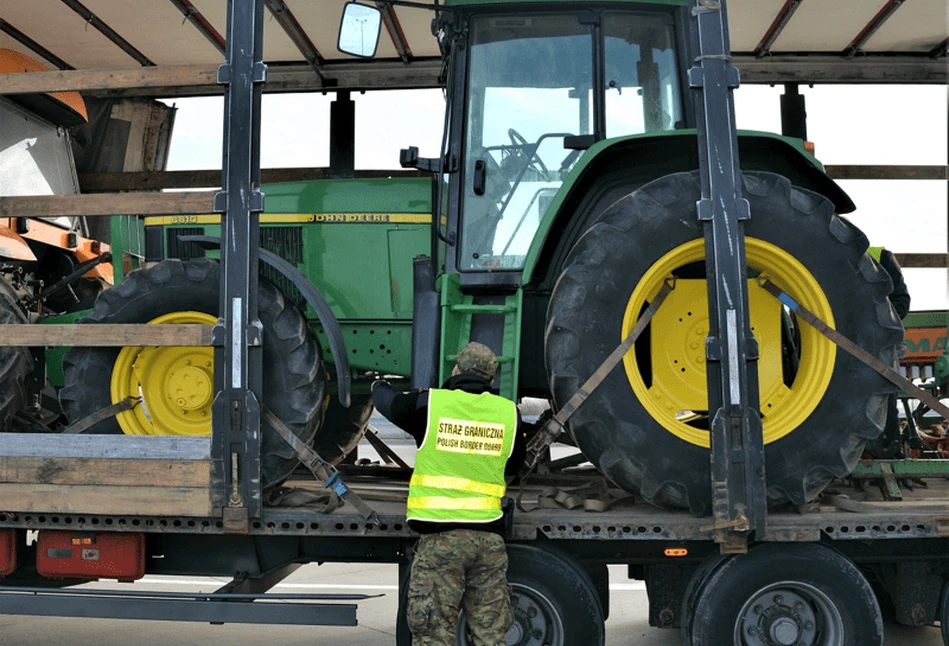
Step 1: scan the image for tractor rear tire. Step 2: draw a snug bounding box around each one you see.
[0,276,32,429]
[313,393,374,464]
[60,258,325,490]
[545,171,903,515]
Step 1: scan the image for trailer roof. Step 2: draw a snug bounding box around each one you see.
[0,0,944,95]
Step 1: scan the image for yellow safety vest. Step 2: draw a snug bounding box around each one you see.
[406,388,517,524]
[867,246,884,262]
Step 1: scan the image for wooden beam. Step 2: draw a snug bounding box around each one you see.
[0,324,214,347]
[1,434,210,459]
[78,168,425,191]
[824,165,948,180]
[893,253,949,269]
[0,64,219,95]
[0,192,214,217]
[0,457,209,487]
[0,483,213,516]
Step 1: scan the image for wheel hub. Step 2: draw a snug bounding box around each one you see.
[741,588,822,646]
[167,365,212,411]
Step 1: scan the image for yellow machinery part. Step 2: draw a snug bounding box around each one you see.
[621,238,836,448]
[111,311,217,436]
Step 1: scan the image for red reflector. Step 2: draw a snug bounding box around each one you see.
[664,548,688,557]
[0,529,16,576]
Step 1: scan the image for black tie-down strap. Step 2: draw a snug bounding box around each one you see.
[759,279,949,421]
[262,407,379,524]
[515,278,676,511]
[62,397,140,434]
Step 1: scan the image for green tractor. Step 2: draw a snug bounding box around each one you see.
[54,0,902,512]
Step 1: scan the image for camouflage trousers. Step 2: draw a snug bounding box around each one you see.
[406,529,513,646]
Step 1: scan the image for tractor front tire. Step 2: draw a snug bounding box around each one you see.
[0,276,32,429]
[546,171,903,514]
[313,393,374,465]
[60,258,325,490]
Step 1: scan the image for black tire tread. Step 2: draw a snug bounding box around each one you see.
[0,276,32,429]
[546,171,903,514]
[60,258,324,490]
[313,393,374,465]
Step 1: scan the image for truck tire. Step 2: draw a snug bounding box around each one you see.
[686,543,883,646]
[941,580,949,646]
[0,276,32,429]
[396,543,605,646]
[60,258,325,490]
[312,393,373,464]
[546,171,902,514]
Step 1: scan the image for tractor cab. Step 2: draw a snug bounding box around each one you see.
[341,2,687,286]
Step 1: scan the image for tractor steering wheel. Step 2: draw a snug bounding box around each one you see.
[507,128,549,176]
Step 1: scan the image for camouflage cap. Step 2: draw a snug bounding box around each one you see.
[455,342,498,379]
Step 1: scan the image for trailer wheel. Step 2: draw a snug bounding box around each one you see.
[0,276,32,429]
[941,580,949,646]
[546,171,902,514]
[396,544,605,646]
[60,258,325,490]
[312,393,373,464]
[686,544,883,646]
[686,544,882,646]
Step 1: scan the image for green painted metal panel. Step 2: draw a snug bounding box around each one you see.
[40,310,87,387]
[262,178,431,214]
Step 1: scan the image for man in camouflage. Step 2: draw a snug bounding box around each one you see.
[372,342,526,645]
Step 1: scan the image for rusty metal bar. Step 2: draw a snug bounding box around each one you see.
[844,0,906,58]
[264,0,325,84]
[58,0,155,67]
[168,0,227,55]
[753,0,802,58]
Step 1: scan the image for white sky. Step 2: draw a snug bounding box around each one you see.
[160,83,948,309]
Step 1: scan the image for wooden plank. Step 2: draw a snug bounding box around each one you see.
[0,324,214,347]
[0,192,215,217]
[825,165,949,180]
[893,253,949,268]
[0,434,211,460]
[0,64,219,95]
[0,483,213,517]
[0,457,210,487]
[78,168,427,191]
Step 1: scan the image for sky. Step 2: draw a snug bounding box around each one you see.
[159,83,948,310]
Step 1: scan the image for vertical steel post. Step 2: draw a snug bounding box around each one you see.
[329,90,356,179]
[780,83,808,140]
[211,0,267,527]
[687,0,766,551]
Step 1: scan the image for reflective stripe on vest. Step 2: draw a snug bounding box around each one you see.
[407,388,517,523]
[867,246,884,262]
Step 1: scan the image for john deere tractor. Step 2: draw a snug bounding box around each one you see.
[58,0,902,511]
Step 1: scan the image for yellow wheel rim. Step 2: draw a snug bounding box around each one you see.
[621,238,836,448]
[111,311,216,436]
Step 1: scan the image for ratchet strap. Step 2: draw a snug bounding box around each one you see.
[62,396,140,434]
[515,278,675,512]
[262,407,379,524]
[759,278,949,421]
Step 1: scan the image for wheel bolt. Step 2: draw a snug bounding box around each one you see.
[754,605,763,614]
[747,626,757,636]
[804,621,813,630]
[795,602,804,611]
[774,595,783,604]
[527,607,537,618]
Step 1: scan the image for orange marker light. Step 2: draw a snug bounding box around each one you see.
[664,548,688,558]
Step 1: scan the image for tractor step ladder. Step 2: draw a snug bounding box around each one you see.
[439,273,522,401]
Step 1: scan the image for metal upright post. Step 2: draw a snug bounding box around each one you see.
[688,0,766,551]
[211,0,267,527]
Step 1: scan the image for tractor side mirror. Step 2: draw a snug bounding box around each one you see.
[338,2,382,58]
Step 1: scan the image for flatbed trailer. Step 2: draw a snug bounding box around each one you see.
[0,0,947,644]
